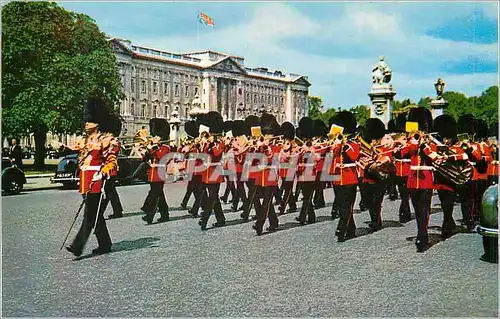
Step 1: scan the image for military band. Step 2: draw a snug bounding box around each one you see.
[65,101,499,256]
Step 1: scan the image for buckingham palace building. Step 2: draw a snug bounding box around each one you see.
[110,38,310,137]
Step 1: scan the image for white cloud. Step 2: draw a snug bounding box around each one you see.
[135,2,497,110]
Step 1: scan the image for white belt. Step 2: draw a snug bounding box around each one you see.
[470,162,476,165]
[395,159,411,162]
[491,161,499,165]
[280,163,292,168]
[335,163,357,168]
[209,162,222,166]
[259,165,278,170]
[150,164,166,167]
[410,165,434,170]
[300,163,316,167]
[81,165,101,171]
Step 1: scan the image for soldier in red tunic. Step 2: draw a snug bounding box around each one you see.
[471,118,493,221]
[401,107,441,252]
[487,121,498,186]
[362,118,390,232]
[312,119,328,209]
[199,112,226,230]
[65,98,119,256]
[141,118,171,224]
[180,120,201,211]
[231,120,249,212]
[277,121,298,215]
[329,111,360,242]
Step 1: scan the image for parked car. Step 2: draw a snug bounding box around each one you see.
[51,153,146,188]
[2,157,27,195]
[477,184,498,263]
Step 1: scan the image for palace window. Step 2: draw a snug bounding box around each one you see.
[185,85,189,97]
[153,81,158,95]
[238,88,242,95]
[131,79,135,93]
[194,87,199,96]
[153,105,157,117]
[130,103,134,116]
[141,104,146,118]
[141,80,146,94]
[254,95,257,103]
[281,97,284,105]
[175,84,179,97]
[246,93,250,103]
[164,82,169,95]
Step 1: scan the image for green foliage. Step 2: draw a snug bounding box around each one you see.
[2,1,123,139]
[308,96,323,119]
[349,105,370,126]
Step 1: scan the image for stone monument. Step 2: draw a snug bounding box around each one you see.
[368,56,396,128]
[430,78,448,118]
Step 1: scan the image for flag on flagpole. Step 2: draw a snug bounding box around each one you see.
[198,12,214,27]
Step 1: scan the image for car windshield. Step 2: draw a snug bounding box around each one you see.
[57,158,77,172]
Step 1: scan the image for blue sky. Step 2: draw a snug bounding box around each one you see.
[59,1,498,109]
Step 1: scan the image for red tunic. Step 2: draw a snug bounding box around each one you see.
[297,149,317,182]
[202,141,225,184]
[401,142,436,190]
[487,144,498,177]
[254,145,279,187]
[145,144,171,183]
[78,133,119,194]
[330,141,360,186]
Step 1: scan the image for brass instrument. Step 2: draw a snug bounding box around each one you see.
[355,135,395,181]
[428,133,472,186]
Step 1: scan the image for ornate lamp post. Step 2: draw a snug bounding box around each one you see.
[430,78,448,119]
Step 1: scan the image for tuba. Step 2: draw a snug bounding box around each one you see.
[428,134,472,186]
[355,134,394,181]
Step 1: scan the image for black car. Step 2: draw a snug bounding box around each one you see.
[51,153,146,188]
[2,157,27,195]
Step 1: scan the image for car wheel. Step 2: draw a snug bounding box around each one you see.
[481,236,498,263]
[7,179,22,195]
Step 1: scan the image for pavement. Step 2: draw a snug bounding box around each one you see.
[2,182,498,317]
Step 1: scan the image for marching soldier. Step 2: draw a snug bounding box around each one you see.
[231,120,249,212]
[329,111,360,242]
[277,121,298,215]
[400,107,441,252]
[471,118,493,222]
[141,119,171,224]
[65,97,119,256]
[199,112,226,230]
[312,119,328,209]
[487,121,498,186]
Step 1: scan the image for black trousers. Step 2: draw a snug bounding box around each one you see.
[297,181,316,223]
[254,186,278,231]
[358,181,367,209]
[231,173,248,209]
[313,181,326,207]
[364,182,386,230]
[143,182,169,217]
[190,176,206,216]
[221,176,236,201]
[395,176,411,221]
[100,176,123,216]
[456,181,474,228]
[181,174,201,207]
[273,185,282,205]
[71,193,111,254]
[278,180,297,213]
[334,184,357,239]
[409,189,432,248]
[201,183,225,226]
[331,186,339,216]
[472,179,488,221]
[437,189,456,236]
[242,179,258,219]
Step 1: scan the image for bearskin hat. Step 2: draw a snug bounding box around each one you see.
[196,113,210,128]
[474,118,488,140]
[232,120,246,137]
[298,117,314,139]
[394,113,407,133]
[149,118,170,141]
[245,115,259,129]
[363,118,386,143]
[407,107,433,133]
[281,121,295,140]
[433,114,457,139]
[84,97,111,127]
[457,114,475,134]
[313,119,328,138]
[206,111,223,134]
[99,114,122,137]
[387,119,397,134]
[260,113,280,135]
[329,111,357,135]
[223,120,234,133]
[489,121,498,138]
[184,120,198,138]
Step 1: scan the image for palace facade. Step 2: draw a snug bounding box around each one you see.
[111,38,310,137]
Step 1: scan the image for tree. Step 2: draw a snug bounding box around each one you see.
[308,96,323,119]
[477,86,498,125]
[349,105,370,126]
[443,91,470,120]
[2,1,123,168]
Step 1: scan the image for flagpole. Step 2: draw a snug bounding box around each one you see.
[196,15,200,49]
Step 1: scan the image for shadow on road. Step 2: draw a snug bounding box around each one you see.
[73,237,160,261]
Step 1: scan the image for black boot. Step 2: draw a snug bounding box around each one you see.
[92,246,111,255]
